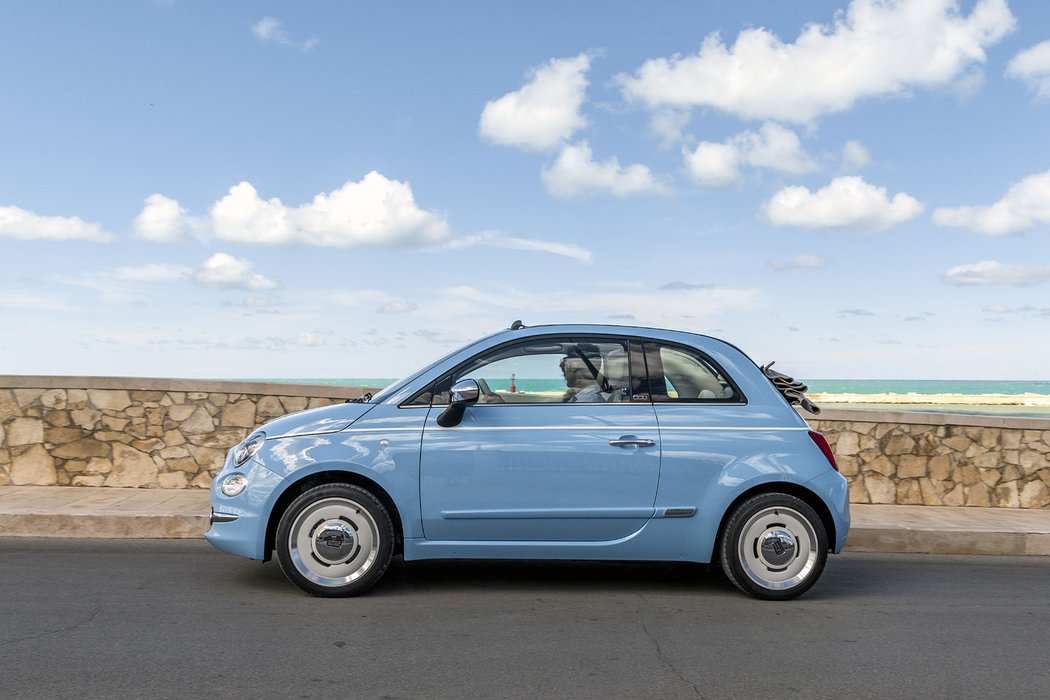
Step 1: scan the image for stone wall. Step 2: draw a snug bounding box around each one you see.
[2,377,1049,508]
[811,409,1050,509]
[0,377,374,490]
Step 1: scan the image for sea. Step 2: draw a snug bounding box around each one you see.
[251,378,1050,417]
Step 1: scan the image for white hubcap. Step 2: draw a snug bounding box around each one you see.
[288,497,380,587]
[738,506,817,591]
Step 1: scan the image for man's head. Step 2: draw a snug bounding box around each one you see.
[560,344,602,388]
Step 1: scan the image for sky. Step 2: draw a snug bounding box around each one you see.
[1,0,1049,381]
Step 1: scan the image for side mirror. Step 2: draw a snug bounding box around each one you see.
[436,379,480,427]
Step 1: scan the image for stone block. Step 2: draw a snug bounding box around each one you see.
[1002,450,1020,465]
[190,473,213,488]
[0,389,18,419]
[834,432,860,456]
[131,438,165,453]
[72,474,106,486]
[257,396,284,418]
[994,481,1020,508]
[87,389,132,411]
[44,427,89,445]
[125,406,145,418]
[166,392,186,404]
[39,389,67,409]
[43,410,71,427]
[859,434,878,451]
[978,468,1001,488]
[70,408,101,429]
[942,484,965,507]
[159,446,190,460]
[897,455,927,479]
[970,452,1001,469]
[163,429,186,447]
[221,401,257,429]
[130,391,166,402]
[101,415,130,431]
[13,389,43,407]
[978,428,1000,449]
[865,474,896,504]
[280,397,308,413]
[1002,430,1022,451]
[186,445,225,471]
[7,418,44,446]
[66,389,87,406]
[105,444,159,487]
[93,431,134,445]
[84,457,113,475]
[158,471,189,489]
[941,436,971,453]
[919,478,944,506]
[11,444,57,485]
[62,460,88,474]
[1019,480,1050,509]
[836,455,860,477]
[146,407,168,426]
[874,424,894,440]
[51,438,110,460]
[897,479,924,505]
[1002,465,1021,482]
[210,394,229,407]
[956,465,981,486]
[188,392,209,400]
[864,455,896,477]
[308,398,332,409]
[1040,469,1050,487]
[929,455,953,481]
[1019,450,1049,476]
[166,456,200,473]
[883,432,917,456]
[167,405,197,422]
[0,421,5,447]
[186,430,245,450]
[965,483,992,507]
[179,407,215,435]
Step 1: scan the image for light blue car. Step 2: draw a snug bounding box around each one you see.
[206,323,849,600]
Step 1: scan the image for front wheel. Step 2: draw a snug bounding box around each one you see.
[719,493,828,601]
[276,483,394,597]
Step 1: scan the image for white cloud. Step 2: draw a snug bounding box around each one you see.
[618,0,1015,123]
[0,204,112,242]
[684,122,817,187]
[440,231,592,263]
[112,263,191,282]
[193,253,277,290]
[377,301,418,314]
[944,260,1050,286]
[251,17,318,51]
[841,140,871,171]
[479,54,591,151]
[650,110,691,148]
[1006,40,1050,99]
[541,141,672,199]
[761,176,923,230]
[932,170,1050,235]
[769,254,828,271]
[0,291,69,311]
[132,194,191,242]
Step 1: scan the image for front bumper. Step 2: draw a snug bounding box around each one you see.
[205,457,286,561]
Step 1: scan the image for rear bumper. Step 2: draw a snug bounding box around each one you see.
[807,468,851,553]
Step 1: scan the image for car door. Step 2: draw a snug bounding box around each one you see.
[418,336,661,542]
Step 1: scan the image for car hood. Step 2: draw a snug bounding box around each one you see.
[259,401,378,439]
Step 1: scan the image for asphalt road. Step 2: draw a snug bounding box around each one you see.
[1,540,1047,700]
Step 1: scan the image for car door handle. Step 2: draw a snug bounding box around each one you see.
[609,437,656,448]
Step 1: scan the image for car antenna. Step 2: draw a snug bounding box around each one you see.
[510,320,525,330]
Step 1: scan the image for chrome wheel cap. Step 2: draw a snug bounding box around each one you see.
[288,497,380,587]
[738,506,817,591]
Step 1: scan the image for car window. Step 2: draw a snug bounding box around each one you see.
[645,342,742,403]
[432,337,632,405]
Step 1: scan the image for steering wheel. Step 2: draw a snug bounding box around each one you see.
[475,378,505,403]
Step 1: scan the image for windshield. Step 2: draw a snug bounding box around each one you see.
[366,331,503,404]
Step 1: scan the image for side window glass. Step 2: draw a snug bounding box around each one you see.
[433,338,631,405]
[646,343,741,403]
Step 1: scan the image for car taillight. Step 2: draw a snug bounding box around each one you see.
[808,430,838,472]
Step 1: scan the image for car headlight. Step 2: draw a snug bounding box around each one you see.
[233,432,266,467]
[220,473,250,497]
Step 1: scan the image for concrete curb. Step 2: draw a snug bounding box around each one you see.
[1,487,1048,555]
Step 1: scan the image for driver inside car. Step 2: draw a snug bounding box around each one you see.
[560,346,606,403]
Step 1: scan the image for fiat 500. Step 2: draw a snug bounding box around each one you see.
[206,323,848,600]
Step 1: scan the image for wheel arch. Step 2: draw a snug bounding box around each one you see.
[264,469,405,561]
[713,481,837,558]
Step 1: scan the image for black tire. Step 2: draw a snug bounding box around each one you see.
[719,493,828,601]
[276,483,394,597]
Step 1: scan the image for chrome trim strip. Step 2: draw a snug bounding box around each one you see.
[662,507,697,518]
[210,510,240,524]
[442,507,655,520]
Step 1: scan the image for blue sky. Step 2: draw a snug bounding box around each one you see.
[2,0,1049,380]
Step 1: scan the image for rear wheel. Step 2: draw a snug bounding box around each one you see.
[276,483,394,597]
[719,493,828,600]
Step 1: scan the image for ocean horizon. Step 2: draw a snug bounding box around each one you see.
[245,378,1050,396]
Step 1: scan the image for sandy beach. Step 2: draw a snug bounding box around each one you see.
[809,393,1050,418]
